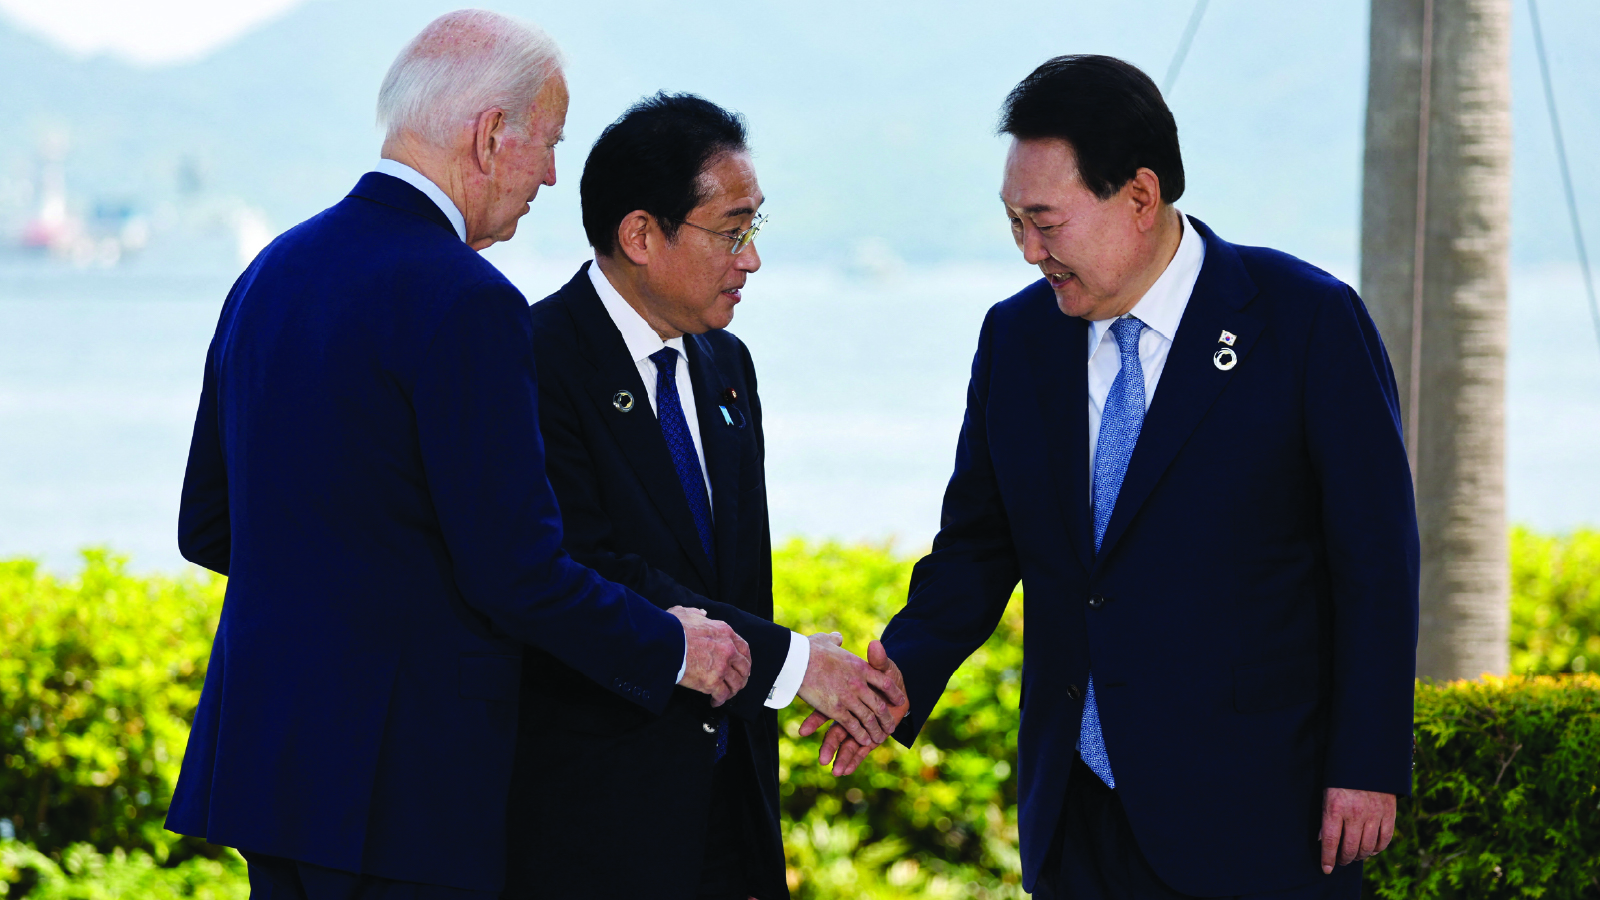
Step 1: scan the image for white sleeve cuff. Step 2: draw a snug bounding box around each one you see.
[764,630,811,708]
[676,643,688,685]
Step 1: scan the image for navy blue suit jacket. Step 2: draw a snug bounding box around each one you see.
[505,265,788,899]
[883,219,1419,896]
[168,173,685,892]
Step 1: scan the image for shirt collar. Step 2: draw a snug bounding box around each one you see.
[371,159,467,243]
[1088,210,1206,350]
[588,259,688,366]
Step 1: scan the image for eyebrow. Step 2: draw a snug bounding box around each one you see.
[998,193,1055,216]
[721,194,765,220]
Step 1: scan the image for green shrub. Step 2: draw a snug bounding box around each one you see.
[0,550,223,863]
[772,540,1023,900]
[1367,674,1600,898]
[1511,527,1600,675]
[1,536,1598,899]
[0,840,246,899]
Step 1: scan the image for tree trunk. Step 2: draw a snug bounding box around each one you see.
[1360,0,1511,681]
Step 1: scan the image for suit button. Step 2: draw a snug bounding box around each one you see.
[1066,683,1082,701]
[1087,595,1106,609]
[702,721,716,734]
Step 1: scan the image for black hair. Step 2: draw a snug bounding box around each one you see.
[999,55,1184,203]
[581,92,749,256]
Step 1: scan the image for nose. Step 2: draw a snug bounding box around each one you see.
[544,151,558,187]
[1019,222,1051,266]
[736,241,761,273]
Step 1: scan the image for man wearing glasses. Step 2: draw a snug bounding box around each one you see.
[500,93,907,900]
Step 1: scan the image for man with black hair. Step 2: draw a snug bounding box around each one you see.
[501,92,907,900]
[812,55,1419,899]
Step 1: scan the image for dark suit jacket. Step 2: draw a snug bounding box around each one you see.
[882,218,1420,896]
[167,174,684,893]
[504,264,790,900]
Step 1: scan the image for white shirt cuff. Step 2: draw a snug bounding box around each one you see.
[764,630,811,708]
[676,645,688,685]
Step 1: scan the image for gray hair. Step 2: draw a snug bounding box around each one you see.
[376,9,564,147]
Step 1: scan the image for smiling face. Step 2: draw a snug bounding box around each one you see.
[1001,137,1164,321]
[471,72,569,248]
[635,151,763,336]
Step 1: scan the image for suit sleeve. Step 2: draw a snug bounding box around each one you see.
[883,307,1022,745]
[414,283,686,714]
[533,331,789,723]
[1303,285,1420,796]
[177,300,236,576]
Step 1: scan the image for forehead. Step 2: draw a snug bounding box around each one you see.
[1000,137,1090,209]
[695,152,762,209]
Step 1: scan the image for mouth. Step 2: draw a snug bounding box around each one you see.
[1043,269,1075,288]
[721,287,742,302]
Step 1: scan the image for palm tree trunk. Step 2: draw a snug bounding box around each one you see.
[1360,0,1511,681]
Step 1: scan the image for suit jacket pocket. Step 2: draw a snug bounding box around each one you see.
[1233,655,1320,713]
[459,654,521,702]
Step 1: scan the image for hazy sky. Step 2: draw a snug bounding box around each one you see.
[0,0,305,64]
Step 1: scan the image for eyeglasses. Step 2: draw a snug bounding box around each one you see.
[680,212,768,255]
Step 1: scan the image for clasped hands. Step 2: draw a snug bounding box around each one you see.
[668,607,906,770]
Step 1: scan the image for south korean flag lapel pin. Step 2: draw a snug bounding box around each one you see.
[1213,330,1239,371]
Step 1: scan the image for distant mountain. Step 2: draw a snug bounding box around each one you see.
[1,0,1595,271]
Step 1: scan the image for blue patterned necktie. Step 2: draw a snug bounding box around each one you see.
[649,347,715,563]
[648,347,726,761]
[1079,315,1147,789]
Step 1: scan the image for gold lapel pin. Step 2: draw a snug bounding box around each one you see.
[1219,330,1237,346]
[1213,347,1238,371]
[612,390,635,412]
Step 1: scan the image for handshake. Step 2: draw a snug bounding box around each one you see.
[670,607,908,776]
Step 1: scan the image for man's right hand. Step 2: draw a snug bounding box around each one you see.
[668,606,751,707]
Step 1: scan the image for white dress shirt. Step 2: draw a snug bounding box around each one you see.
[1087,212,1206,474]
[371,159,467,243]
[589,261,810,709]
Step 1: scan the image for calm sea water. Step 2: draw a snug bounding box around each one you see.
[2,252,1596,573]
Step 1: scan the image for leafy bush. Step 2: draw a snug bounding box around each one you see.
[0,550,223,863]
[1,536,1598,899]
[1511,527,1600,675]
[1367,674,1600,898]
[772,540,1023,900]
[0,841,246,900]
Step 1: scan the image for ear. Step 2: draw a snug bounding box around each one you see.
[1127,167,1165,232]
[472,108,508,176]
[614,210,654,266]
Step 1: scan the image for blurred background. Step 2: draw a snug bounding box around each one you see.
[0,0,1596,572]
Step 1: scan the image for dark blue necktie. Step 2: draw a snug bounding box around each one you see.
[1079,315,1148,790]
[648,347,725,761]
[649,347,715,563]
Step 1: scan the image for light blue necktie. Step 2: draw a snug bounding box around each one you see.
[648,347,726,762]
[1080,316,1147,789]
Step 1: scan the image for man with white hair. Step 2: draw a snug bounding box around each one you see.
[166,11,752,898]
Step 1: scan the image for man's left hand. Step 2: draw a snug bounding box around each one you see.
[1319,787,1396,873]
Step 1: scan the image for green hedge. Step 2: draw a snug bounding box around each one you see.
[1511,527,1600,675]
[1,533,1598,898]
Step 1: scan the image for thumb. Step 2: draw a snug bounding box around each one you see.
[868,639,889,670]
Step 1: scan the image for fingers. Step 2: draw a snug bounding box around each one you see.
[863,665,908,711]
[818,719,848,765]
[1355,817,1379,863]
[1338,813,1363,866]
[1377,808,1395,854]
[1319,800,1341,874]
[798,709,830,738]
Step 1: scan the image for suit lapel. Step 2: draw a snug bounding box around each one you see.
[561,266,718,588]
[686,334,741,597]
[1095,220,1263,565]
[1018,283,1096,576]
